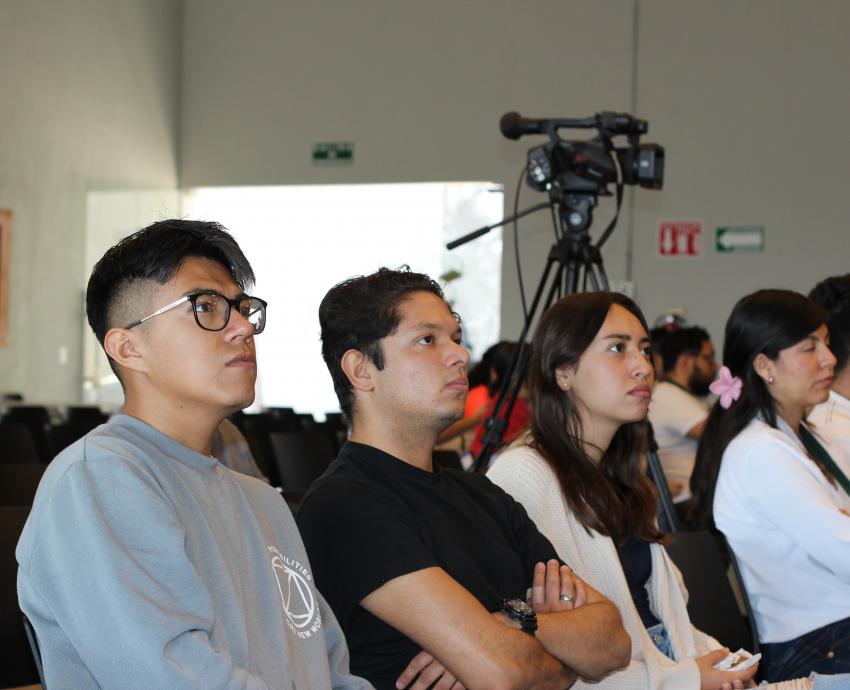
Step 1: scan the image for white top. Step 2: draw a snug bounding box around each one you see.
[714,416,850,643]
[648,381,708,492]
[488,443,719,690]
[810,390,850,463]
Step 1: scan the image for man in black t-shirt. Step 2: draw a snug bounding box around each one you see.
[298,267,630,690]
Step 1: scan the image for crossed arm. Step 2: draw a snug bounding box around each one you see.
[367,561,630,690]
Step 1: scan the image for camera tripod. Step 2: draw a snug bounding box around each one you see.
[449,191,679,532]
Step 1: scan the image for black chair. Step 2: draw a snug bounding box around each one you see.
[321,413,348,453]
[3,406,52,464]
[0,421,41,464]
[240,414,295,487]
[665,530,760,654]
[46,422,92,458]
[65,406,108,430]
[296,413,316,429]
[268,430,336,493]
[265,407,302,430]
[23,612,46,687]
[0,464,47,506]
[0,506,41,686]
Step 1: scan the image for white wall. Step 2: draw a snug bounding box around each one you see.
[632,0,850,344]
[180,0,636,338]
[0,0,181,402]
[181,0,850,351]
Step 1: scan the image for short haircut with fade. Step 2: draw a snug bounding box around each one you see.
[318,267,448,423]
[85,219,255,375]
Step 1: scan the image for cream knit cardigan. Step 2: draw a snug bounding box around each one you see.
[488,444,720,690]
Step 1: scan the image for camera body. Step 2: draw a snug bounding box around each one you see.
[500,111,664,195]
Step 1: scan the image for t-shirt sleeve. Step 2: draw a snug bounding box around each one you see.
[297,478,440,626]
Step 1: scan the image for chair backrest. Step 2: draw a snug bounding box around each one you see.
[46,422,90,458]
[0,421,41,464]
[65,406,108,429]
[665,530,760,654]
[0,506,41,686]
[23,613,46,687]
[269,430,336,493]
[3,406,52,463]
[0,463,47,506]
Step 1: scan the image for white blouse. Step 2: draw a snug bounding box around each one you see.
[713,416,850,643]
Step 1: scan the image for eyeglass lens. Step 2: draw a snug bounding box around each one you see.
[194,294,266,334]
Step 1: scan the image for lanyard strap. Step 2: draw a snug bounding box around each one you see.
[799,425,850,498]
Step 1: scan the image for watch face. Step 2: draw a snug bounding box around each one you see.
[501,598,538,634]
[506,599,534,617]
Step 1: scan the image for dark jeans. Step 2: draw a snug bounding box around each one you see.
[761,616,850,682]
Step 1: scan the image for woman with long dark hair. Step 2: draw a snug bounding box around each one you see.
[488,292,762,689]
[689,290,850,682]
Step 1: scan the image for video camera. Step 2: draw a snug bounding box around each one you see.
[500,111,664,196]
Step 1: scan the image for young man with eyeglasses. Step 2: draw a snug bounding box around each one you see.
[17,220,371,689]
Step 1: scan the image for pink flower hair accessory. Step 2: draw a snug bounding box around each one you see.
[710,366,743,409]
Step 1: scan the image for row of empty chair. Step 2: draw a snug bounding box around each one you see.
[0,404,109,465]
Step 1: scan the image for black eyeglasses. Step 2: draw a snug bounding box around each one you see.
[125,291,268,334]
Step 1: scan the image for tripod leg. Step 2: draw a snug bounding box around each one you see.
[471,253,564,472]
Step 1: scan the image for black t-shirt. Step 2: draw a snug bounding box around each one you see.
[296,441,559,690]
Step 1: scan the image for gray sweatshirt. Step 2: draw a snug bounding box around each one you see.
[17,414,373,690]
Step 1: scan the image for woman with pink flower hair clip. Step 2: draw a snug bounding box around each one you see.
[690,289,850,683]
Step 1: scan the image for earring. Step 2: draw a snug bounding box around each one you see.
[768,376,774,384]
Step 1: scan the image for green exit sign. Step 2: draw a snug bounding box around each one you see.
[716,225,765,253]
[312,142,354,166]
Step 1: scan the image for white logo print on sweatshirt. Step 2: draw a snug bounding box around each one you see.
[269,545,322,638]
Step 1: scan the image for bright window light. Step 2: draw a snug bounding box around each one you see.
[184,183,503,418]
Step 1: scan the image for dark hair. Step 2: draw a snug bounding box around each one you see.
[318,267,447,423]
[468,341,506,389]
[485,341,531,397]
[689,289,827,528]
[649,326,670,352]
[525,292,663,544]
[85,220,254,378]
[659,326,710,373]
[809,274,850,373]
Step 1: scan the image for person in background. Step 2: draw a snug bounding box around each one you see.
[212,416,269,482]
[809,274,850,458]
[649,326,671,382]
[488,292,762,690]
[469,340,531,459]
[690,289,850,683]
[648,326,717,503]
